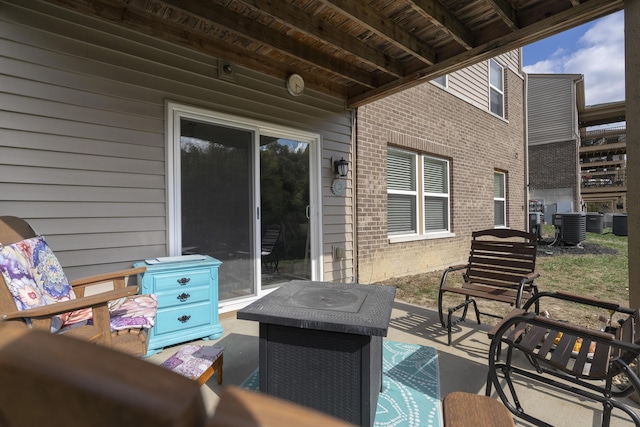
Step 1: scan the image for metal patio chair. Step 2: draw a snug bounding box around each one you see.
[487,291,640,426]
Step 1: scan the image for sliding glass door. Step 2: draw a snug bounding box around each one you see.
[179,118,255,300]
[170,105,320,303]
[259,136,311,290]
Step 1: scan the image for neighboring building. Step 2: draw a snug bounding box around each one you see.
[579,110,627,213]
[527,74,583,216]
[527,74,627,218]
[356,53,528,282]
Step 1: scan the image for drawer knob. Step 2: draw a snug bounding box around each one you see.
[177,315,191,323]
[177,277,191,285]
[177,292,191,302]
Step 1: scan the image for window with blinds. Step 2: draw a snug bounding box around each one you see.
[424,156,450,232]
[489,59,504,118]
[387,148,417,234]
[494,171,506,227]
[387,148,450,237]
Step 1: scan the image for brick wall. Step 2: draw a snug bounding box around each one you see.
[529,140,578,189]
[356,69,526,282]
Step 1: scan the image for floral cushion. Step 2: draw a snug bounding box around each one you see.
[0,236,74,332]
[107,293,157,331]
[0,235,156,332]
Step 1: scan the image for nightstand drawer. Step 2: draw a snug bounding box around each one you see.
[155,303,212,335]
[151,269,210,291]
[156,286,210,309]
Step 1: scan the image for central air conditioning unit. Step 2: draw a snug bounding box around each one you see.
[553,212,586,245]
[529,212,542,240]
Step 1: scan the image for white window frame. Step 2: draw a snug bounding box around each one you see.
[387,148,418,236]
[489,59,504,118]
[423,155,450,234]
[387,148,452,242]
[494,171,506,228]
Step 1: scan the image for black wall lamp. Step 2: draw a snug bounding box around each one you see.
[333,157,349,178]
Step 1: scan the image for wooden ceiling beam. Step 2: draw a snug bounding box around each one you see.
[348,0,623,107]
[320,0,436,65]
[156,0,377,88]
[484,0,519,31]
[410,0,474,49]
[42,0,352,97]
[235,0,405,77]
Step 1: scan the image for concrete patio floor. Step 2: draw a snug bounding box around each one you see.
[148,300,639,427]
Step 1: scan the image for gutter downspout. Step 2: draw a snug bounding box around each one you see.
[523,61,530,231]
[351,108,358,283]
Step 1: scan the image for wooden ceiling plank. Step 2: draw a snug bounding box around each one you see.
[348,0,624,107]
[319,0,436,65]
[43,0,352,97]
[410,0,475,50]
[235,0,405,77]
[483,0,519,31]
[155,0,378,88]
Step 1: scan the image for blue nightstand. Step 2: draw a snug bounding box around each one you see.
[134,255,223,357]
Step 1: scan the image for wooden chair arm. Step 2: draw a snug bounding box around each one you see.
[1,286,138,321]
[208,386,357,427]
[523,291,631,314]
[70,266,146,289]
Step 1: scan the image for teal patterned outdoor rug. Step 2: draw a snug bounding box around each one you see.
[241,340,441,427]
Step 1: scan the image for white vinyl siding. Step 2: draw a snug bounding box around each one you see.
[527,75,580,145]
[0,0,352,281]
[445,51,518,116]
[494,172,506,227]
[489,59,504,117]
[387,149,417,235]
[423,157,449,232]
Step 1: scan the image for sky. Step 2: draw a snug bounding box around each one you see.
[522,10,625,107]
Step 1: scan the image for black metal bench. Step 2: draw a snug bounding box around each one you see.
[437,229,539,345]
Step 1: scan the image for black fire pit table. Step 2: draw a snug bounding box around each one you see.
[237,280,396,427]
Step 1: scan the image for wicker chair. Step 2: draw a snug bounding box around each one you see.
[487,291,640,426]
[0,216,155,357]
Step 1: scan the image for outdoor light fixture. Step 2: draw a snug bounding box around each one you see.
[334,157,349,178]
[331,157,349,196]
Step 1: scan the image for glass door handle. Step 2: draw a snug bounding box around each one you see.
[306,205,310,219]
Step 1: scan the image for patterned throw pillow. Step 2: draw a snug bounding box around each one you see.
[0,236,75,332]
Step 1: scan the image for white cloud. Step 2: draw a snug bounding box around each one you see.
[523,11,625,105]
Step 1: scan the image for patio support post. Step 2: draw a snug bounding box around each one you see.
[625,0,640,308]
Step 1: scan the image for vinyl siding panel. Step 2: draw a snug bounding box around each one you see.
[528,75,578,145]
[449,62,489,110]
[0,0,352,281]
[443,50,520,114]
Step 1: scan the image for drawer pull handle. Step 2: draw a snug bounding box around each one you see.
[177,293,191,302]
[177,277,191,285]
[178,315,191,323]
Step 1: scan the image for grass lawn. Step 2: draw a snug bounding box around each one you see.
[383,225,630,328]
